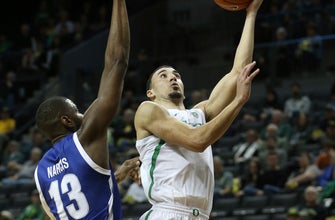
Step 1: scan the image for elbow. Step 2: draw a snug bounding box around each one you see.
[103,58,129,76]
[105,48,129,68]
[107,57,129,69]
[188,137,210,153]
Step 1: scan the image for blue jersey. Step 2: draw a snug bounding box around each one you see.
[34,132,121,220]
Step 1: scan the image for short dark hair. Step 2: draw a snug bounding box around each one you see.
[146,65,173,90]
[35,96,70,133]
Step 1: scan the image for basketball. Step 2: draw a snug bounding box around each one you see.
[214,0,253,11]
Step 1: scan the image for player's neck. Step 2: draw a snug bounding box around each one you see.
[51,134,68,144]
[156,99,185,110]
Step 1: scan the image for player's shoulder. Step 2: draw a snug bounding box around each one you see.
[137,101,166,114]
[138,100,159,108]
[135,101,168,125]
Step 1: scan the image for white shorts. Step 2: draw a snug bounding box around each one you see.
[139,203,209,220]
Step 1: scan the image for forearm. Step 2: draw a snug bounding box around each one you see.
[204,13,257,120]
[232,12,257,72]
[106,0,130,66]
[192,99,244,151]
[190,62,258,150]
[98,0,130,97]
[293,173,315,184]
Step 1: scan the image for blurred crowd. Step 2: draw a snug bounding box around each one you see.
[1,0,335,219]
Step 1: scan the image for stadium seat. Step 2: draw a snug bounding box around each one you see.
[211,216,241,220]
[212,197,240,217]
[271,213,287,220]
[262,193,298,214]
[0,193,9,209]
[9,192,31,209]
[233,196,268,216]
[241,214,270,220]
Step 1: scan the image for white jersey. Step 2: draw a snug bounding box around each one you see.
[136,108,214,217]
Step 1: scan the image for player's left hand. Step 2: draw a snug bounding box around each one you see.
[114,156,141,184]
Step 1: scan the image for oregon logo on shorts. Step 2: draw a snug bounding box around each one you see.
[193,209,200,216]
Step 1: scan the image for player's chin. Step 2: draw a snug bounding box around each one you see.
[168,91,183,99]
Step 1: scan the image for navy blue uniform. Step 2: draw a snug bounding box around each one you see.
[34,132,121,220]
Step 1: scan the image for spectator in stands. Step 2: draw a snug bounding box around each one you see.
[233,128,261,171]
[53,9,75,47]
[20,128,51,159]
[272,26,295,78]
[0,107,15,152]
[0,210,13,220]
[241,112,257,129]
[0,107,15,136]
[17,189,45,220]
[91,4,109,32]
[316,139,335,172]
[286,207,301,220]
[15,23,41,72]
[270,109,293,141]
[120,90,139,113]
[259,135,288,169]
[33,0,51,27]
[316,140,335,188]
[285,151,321,191]
[0,140,24,179]
[284,82,312,122]
[288,112,315,156]
[261,88,282,115]
[21,42,43,71]
[258,151,288,196]
[40,35,61,77]
[13,23,36,51]
[319,103,335,131]
[238,151,288,196]
[295,185,328,220]
[295,22,323,73]
[1,147,42,186]
[0,71,22,111]
[260,112,292,152]
[229,112,260,136]
[260,122,281,143]
[213,156,234,198]
[237,158,263,197]
[319,119,335,144]
[113,108,136,152]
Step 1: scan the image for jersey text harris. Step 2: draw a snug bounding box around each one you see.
[47,158,69,178]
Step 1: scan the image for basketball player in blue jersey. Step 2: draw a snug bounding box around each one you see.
[134,0,264,219]
[33,0,139,219]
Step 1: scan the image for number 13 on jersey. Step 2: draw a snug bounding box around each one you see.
[49,173,90,219]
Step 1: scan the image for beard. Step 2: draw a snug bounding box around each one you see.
[169,92,182,99]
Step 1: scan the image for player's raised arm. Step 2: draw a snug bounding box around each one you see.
[198,0,263,121]
[78,0,130,166]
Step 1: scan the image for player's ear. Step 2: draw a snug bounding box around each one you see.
[60,115,75,127]
[146,89,155,100]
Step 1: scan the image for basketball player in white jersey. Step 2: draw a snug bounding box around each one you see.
[33,0,140,219]
[134,0,264,219]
